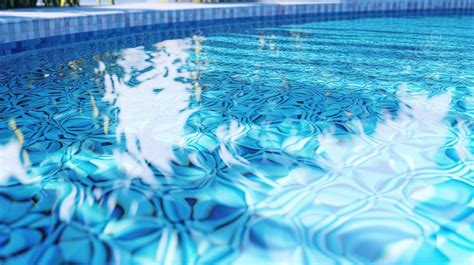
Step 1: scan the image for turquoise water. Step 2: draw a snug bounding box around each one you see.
[0,12,473,264]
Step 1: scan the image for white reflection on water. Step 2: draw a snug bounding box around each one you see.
[0,141,30,185]
[316,91,457,179]
[102,39,196,183]
[233,89,472,264]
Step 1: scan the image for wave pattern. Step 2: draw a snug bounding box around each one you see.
[0,13,473,264]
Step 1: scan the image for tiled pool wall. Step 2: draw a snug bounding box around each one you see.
[0,0,473,56]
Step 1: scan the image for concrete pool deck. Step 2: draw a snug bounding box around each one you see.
[0,0,473,55]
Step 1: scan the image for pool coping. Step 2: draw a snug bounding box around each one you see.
[1,0,474,56]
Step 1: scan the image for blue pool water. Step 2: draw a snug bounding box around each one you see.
[0,11,473,264]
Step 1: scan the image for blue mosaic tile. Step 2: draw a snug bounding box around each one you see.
[1,2,474,56]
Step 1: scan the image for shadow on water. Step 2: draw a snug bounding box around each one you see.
[0,9,473,264]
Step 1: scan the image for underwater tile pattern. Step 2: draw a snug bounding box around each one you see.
[0,11,474,264]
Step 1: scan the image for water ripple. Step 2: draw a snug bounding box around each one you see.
[0,12,473,264]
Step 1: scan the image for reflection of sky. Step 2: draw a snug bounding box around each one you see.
[317,91,457,176]
[0,141,29,184]
[101,39,196,182]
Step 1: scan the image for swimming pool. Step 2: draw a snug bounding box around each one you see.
[0,10,473,264]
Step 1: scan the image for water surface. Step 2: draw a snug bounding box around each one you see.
[0,11,473,264]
